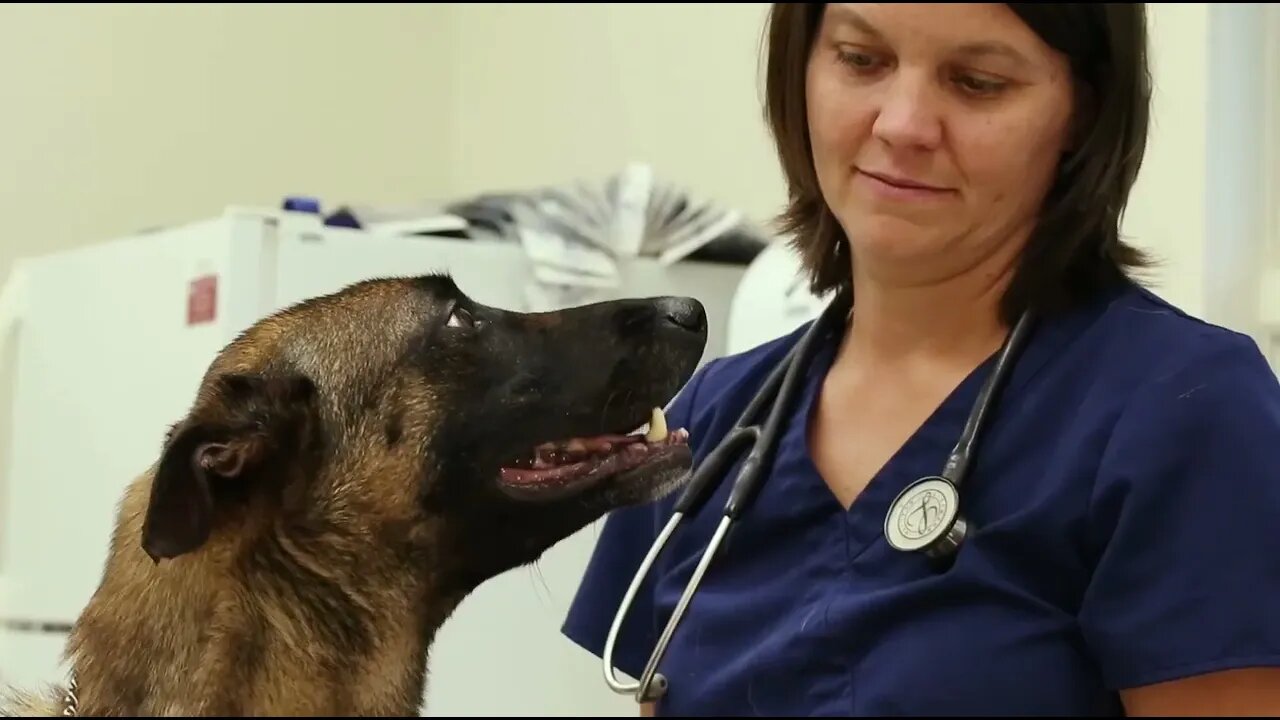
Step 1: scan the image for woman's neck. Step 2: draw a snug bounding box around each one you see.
[838,246,1021,373]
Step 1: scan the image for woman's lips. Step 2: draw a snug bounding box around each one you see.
[856,168,953,201]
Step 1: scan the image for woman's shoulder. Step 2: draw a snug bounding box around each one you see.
[1058,279,1280,543]
[1061,286,1280,692]
[1033,282,1280,498]
[1075,282,1277,404]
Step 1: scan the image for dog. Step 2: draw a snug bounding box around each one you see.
[0,273,707,716]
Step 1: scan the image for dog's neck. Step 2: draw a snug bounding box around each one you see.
[57,479,463,716]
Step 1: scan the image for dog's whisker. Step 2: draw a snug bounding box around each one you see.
[599,388,622,429]
[529,560,554,606]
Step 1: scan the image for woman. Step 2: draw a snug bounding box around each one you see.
[563,4,1280,716]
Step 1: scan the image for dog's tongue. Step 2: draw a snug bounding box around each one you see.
[533,435,638,464]
[501,434,643,486]
[500,461,594,487]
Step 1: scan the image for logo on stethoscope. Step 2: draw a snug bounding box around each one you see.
[884,476,961,552]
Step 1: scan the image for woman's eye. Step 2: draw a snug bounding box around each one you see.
[836,47,882,72]
[953,72,1007,97]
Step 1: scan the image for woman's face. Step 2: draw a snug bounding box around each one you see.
[805,3,1079,289]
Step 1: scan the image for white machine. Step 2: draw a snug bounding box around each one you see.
[0,206,756,716]
[725,238,829,355]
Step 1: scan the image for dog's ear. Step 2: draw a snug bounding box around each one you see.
[141,372,318,563]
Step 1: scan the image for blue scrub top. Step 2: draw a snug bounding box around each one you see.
[561,281,1280,716]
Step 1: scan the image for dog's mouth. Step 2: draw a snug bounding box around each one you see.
[496,407,690,500]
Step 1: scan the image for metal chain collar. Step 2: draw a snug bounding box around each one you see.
[61,675,78,716]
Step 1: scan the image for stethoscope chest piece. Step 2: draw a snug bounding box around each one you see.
[884,475,966,556]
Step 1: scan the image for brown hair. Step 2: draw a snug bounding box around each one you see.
[762,3,1155,323]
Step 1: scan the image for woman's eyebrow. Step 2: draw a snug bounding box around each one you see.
[826,5,883,38]
[825,5,1034,68]
[953,41,1033,68]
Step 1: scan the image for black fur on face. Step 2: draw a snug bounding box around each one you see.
[406,274,707,585]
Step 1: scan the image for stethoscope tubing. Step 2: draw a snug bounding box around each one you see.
[603,289,852,701]
[603,286,1034,703]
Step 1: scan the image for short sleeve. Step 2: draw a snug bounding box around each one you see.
[1078,332,1280,690]
[559,361,713,680]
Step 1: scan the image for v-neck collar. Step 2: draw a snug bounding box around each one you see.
[786,296,1107,564]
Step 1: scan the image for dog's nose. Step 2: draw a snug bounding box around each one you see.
[656,297,707,334]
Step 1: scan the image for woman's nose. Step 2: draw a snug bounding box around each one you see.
[870,71,944,151]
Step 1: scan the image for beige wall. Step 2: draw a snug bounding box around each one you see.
[1125,4,1211,316]
[0,2,460,286]
[447,3,784,223]
[0,3,792,287]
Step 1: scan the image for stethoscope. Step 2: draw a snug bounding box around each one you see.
[602,285,1037,704]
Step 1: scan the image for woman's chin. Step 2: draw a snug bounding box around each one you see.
[847,219,949,258]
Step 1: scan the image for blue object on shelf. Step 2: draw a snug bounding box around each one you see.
[282,196,322,214]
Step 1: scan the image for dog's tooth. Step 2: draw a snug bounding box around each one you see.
[645,407,668,443]
[566,438,588,453]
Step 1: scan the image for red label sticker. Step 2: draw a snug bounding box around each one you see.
[187,274,218,326]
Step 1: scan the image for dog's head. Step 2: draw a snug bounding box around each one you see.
[137,273,707,590]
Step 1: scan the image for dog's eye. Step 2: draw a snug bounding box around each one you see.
[446,306,475,329]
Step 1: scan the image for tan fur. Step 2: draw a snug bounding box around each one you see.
[0,275,705,716]
[0,686,62,716]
